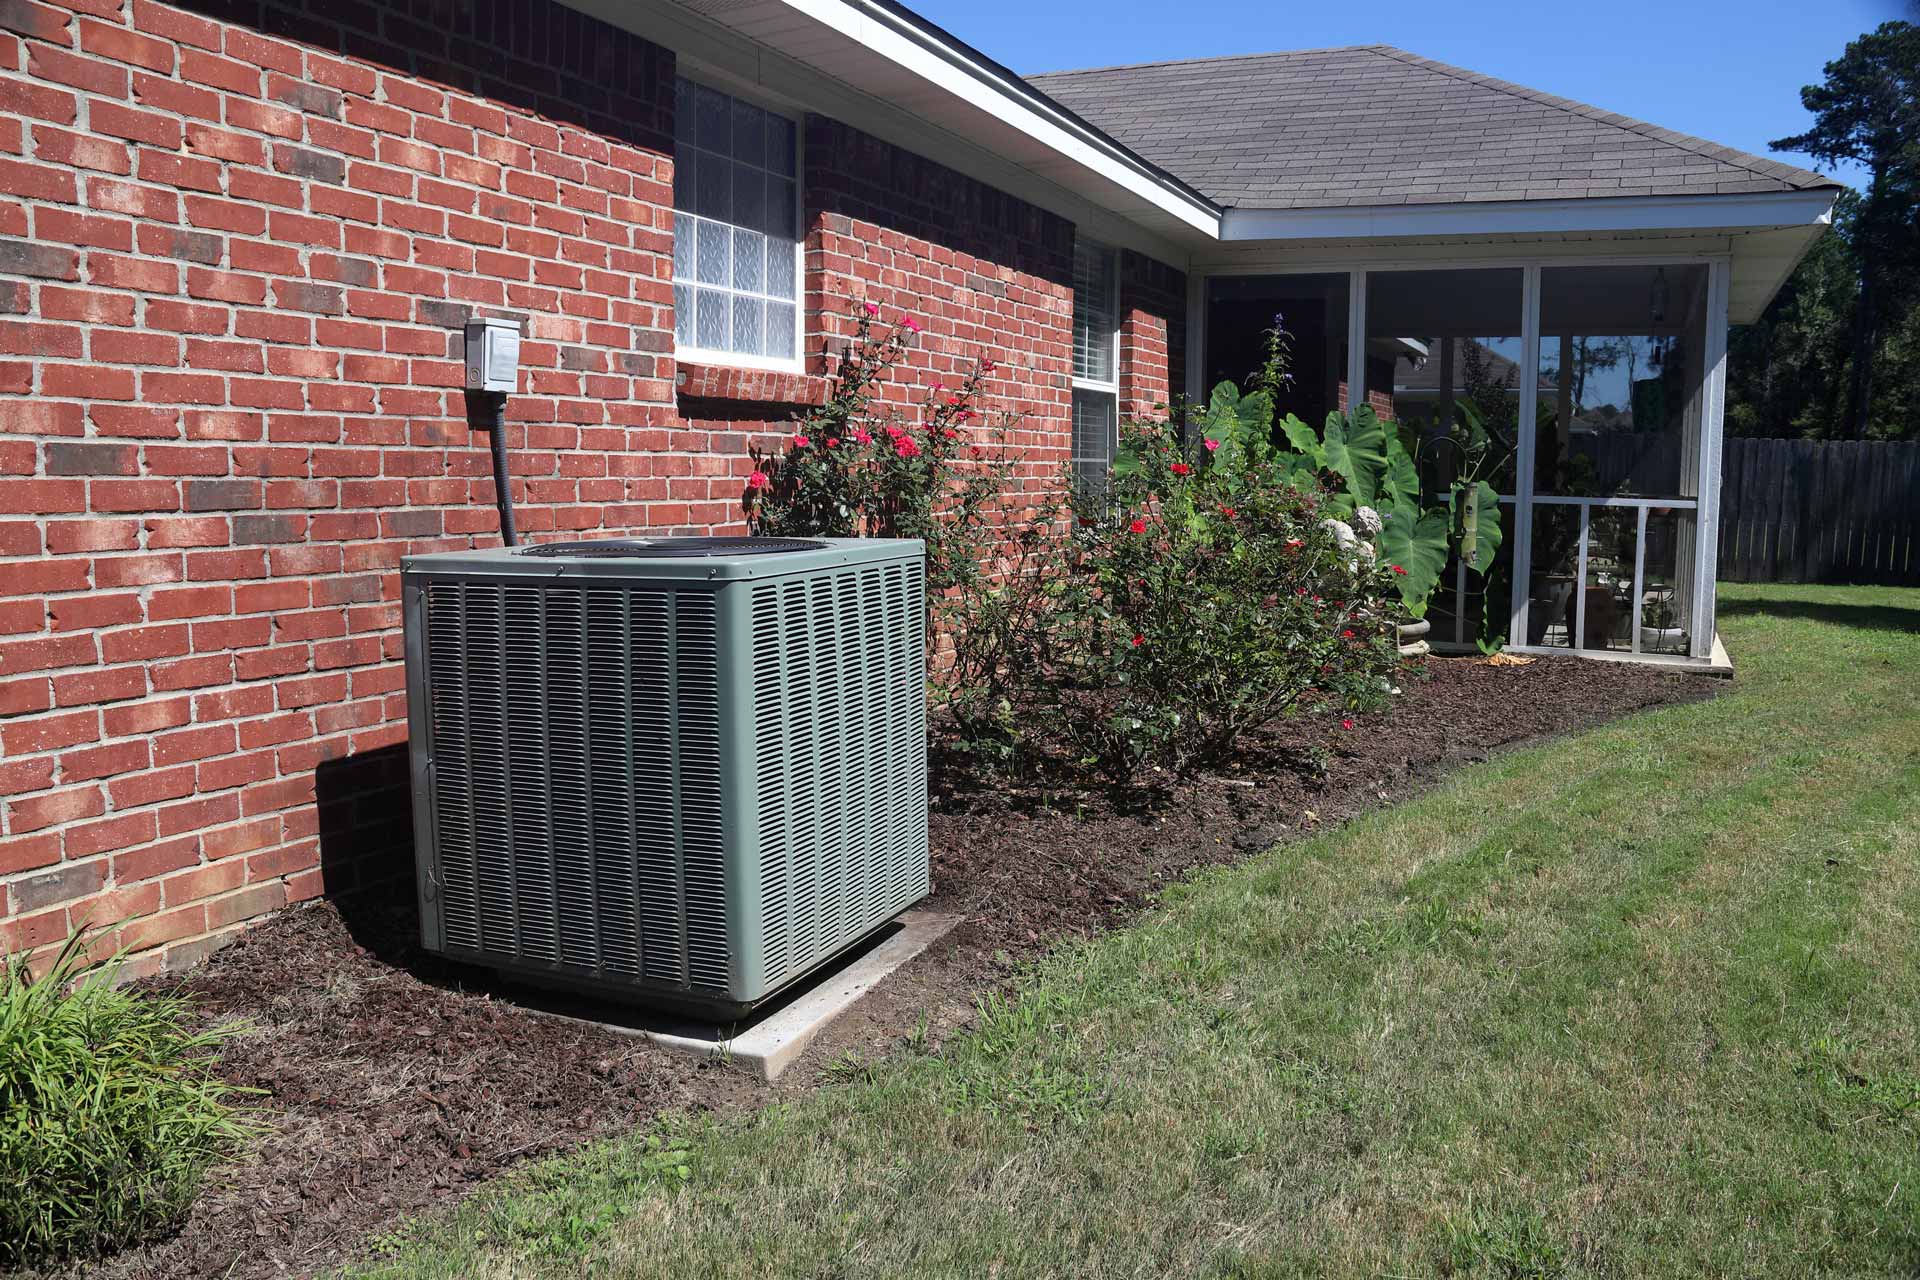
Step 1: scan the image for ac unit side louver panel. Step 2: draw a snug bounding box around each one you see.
[748,559,930,994]
[404,538,927,1017]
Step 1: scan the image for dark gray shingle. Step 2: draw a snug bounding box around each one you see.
[1027,46,1837,210]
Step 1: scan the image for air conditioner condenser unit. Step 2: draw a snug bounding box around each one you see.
[401,536,929,1018]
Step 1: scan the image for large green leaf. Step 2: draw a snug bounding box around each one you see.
[1278,413,1323,466]
[1201,380,1277,471]
[1458,479,1505,575]
[1322,406,1391,509]
[1378,501,1449,618]
[1380,435,1420,512]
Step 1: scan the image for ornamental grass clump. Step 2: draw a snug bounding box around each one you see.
[0,932,258,1267]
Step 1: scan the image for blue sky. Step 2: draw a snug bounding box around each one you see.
[913,0,1907,189]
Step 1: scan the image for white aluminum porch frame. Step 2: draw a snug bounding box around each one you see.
[1185,252,1732,665]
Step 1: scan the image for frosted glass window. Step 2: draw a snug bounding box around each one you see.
[672,78,800,362]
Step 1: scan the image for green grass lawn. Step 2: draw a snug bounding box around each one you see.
[349,583,1920,1279]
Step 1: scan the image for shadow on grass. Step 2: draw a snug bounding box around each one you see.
[1717,597,1920,634]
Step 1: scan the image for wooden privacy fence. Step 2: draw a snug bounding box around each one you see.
[1717,437,1920,586]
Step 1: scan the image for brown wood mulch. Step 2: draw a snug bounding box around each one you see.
[53,654,1715,1280]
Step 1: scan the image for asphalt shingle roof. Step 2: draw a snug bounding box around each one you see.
[1027,46,1838,211]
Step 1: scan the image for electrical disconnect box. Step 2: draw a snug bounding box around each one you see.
[464,318,521,393]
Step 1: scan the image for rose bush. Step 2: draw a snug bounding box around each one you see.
[1038,409,1404,777]
[749,300,1406,781]
[747,303,1024,677]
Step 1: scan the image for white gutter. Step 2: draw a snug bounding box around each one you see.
[779,0,1223,236]
[1220,189,1838,242]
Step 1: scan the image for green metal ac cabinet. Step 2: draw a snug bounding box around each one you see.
[400,537,929,1018]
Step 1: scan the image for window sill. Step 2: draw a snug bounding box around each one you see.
[675,360,829,410]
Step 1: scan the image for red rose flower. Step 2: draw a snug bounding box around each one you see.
[1341,629,1356,639]
[1391,564,1408,575]
[1171,462,1191,476]
[1341,718,1355,730]
[1220,505,1236,518]
[1128,518,1148,534]
[747,470,769,491]
[1130,634,1145,647]
[791,433,809,447]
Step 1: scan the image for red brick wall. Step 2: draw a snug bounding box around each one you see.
[1118,249,1185,419]
[803,118,1076,504]
[0,0,1182,973]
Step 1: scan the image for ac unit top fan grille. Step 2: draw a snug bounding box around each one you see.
[520,537,826,559]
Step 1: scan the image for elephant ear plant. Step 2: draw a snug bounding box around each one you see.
[1237,316,1513,638]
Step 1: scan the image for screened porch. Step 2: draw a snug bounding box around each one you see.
[1191,256,1731,667]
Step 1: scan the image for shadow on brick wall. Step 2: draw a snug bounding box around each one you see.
[168,0,675,158]
[313,742,418,962]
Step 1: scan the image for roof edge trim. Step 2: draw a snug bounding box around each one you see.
[1220,190,1839,242]
[782,0,1223,232]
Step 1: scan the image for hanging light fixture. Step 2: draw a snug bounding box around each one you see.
[1649,266,1669,325]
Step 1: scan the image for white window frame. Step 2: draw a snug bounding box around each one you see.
[1071,238,1121,490]
[671,73,806,374]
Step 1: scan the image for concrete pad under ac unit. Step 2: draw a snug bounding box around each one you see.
[517,910,963,1081]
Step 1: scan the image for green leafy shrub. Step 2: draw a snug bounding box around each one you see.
[1244,314,1514,641]
[748,301,1018,619]
[748,301,1043,742]
[1046,409,1404,776]
[753,300,1405,780]
[1,933,258,1267]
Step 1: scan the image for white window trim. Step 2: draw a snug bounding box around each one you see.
[671,74,807,375]
[1071,239,1122,484]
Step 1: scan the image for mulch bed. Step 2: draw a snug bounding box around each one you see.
[53,655,1715,1280]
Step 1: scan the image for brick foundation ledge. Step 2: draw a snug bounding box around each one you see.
[675,361,830,408]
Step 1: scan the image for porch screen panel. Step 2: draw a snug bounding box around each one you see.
[1535,264,1709,500]
[1362,268,1524,647]
[1203,274,1349,426]
[1527,263,1713,654]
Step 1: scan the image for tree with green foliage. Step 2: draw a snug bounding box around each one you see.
[1768,21,1920,439]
